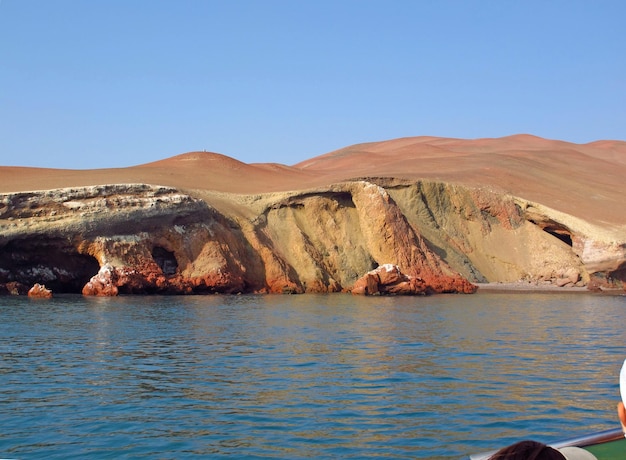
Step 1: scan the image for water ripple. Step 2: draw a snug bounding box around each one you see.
[0,292,625,459]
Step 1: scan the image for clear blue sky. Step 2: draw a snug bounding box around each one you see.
[1,1,624,169]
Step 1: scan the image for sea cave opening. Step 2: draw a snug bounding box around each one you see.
[0,239,101,293]
[152,246,178,276]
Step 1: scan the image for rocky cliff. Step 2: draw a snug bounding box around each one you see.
[1,135,625,295]
[0,181,476,295]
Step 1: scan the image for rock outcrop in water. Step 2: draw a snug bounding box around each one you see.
[1,135,625,295]
[352,263,476,295]
[28,283,52,298]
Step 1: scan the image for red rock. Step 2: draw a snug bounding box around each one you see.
[0,281,28,295]
[82,264,119,296]
[376,264,404,286]
[352,273,381,295]
[353,264,477,295]
[420,273,478,294]
[5,282,29,296]
[28,283,52,298]
[352,265,423,295]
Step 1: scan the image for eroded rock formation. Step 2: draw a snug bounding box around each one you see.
[352,263,477,295]
[1,136,625,295]
[28,283,52,298]
[0,182,478,295]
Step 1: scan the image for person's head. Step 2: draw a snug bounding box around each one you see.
[488,440,597,460]
[488,441,565,460]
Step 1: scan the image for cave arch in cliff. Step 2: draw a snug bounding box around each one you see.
[0,239,100,293]
[528,219,573,247]
[541,226,573,247]
[151,246,178,275]
[608,261,626,285]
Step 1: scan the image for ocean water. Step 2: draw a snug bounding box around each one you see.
[1,292,625,459]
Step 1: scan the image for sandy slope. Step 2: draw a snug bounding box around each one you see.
[1,135,625,227]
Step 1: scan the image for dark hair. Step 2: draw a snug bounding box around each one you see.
[488,440,566,460]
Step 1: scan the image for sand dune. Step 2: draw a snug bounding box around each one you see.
[1,135,625,226]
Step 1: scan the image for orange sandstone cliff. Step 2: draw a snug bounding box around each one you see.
[1,135,625,295]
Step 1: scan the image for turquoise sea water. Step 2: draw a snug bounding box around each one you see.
[1,292,625,459]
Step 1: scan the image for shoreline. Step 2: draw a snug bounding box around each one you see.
[475,282,624,295]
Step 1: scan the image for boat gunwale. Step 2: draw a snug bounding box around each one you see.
[468,427,624,460]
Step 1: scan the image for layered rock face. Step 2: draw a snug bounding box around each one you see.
[1,177,624,296]
[0,184,262,295]
[0,182,476,295]
[383,180,623,289]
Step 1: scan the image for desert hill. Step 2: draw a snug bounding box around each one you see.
[2,134,625,226]
[1,135,625,296]
[296,135,626,227]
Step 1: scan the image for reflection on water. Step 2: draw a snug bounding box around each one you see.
[1,292,625,459]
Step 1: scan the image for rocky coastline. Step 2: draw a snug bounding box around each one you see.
[1,135,625,297]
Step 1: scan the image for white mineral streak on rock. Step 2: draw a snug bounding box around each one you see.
[362,181,388,198]
[380,263,396,273]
